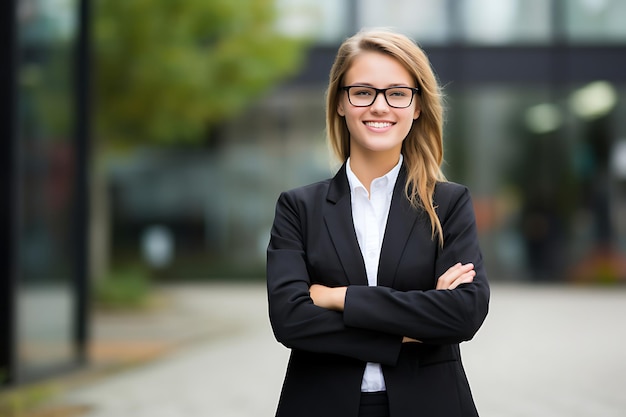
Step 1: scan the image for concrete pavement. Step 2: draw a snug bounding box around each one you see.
[51,283,626,416]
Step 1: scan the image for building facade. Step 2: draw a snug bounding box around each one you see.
[108,0,626,282]
[4,0,626,387]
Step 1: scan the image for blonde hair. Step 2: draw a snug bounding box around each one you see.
[326,29,447,245]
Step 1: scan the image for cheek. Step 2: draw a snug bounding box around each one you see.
[343,108,362,126]
[345,116,361,134]
[401,110,417,128]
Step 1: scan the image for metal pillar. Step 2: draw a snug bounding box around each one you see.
[0,0,18,387]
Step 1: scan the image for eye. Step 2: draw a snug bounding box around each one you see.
[352,88,374,96]
[388,88,410,97]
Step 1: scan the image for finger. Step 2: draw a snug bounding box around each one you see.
[437,263,474,289]
[447,270,476,290]
[309,284,323,301]
[444,263,463,276]
[444,263,474,277]
[437,266,475,290]
[436,263,462,288]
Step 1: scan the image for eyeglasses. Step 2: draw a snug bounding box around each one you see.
[341,85,421,109]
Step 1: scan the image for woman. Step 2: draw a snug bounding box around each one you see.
[266,29,490,417]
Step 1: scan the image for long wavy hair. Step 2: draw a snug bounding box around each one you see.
[326,29,447,245]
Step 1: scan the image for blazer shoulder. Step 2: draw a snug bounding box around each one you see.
[278,178,333,205]
[433,181,473,217]
[434,181,469,199]
[280,162,348,202]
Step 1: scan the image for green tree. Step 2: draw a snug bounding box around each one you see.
[94,0,306,146]
[89,0,307,283]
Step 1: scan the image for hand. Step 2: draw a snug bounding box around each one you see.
[436,262,475,290]
[309,284,347,311]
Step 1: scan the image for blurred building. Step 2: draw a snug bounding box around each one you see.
[109,0,626,283]
[3,0,626,391]
[1,0,90,386]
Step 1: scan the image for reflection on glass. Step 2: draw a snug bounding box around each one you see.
[275,0,349,43]
[461,0,551,44]
[568,81,618,120]
[17,287,74,373]
[565,0,626,42]
[16,0,78,378]
[447,85,626,282]
[108,85,332,278]
[359,0,449,43]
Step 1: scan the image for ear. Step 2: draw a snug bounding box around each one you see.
[414,109,421,120]
[338,103,345,117]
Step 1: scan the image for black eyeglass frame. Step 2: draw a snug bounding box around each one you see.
[341,85,422,109]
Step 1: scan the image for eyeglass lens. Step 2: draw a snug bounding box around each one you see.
[347,86,415,108]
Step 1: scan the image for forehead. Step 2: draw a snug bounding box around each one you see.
[344,51,414,86]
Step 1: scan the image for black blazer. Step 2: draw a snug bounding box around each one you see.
[267,163,490,417]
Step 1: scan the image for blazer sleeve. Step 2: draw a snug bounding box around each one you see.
[343,184,490,345]
[267,190,402,365]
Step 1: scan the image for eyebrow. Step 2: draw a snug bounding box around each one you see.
[348,82,414,88]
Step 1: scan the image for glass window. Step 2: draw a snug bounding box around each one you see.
[16,0,79,379]
[275,0,349,44]
[565,0,626,43]
[447,86,566,281]
[461,0,552,44]
[358,0,450,44]
[565,82,626,276]
[446,83,626,282]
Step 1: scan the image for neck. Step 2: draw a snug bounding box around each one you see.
[349,150,400,193]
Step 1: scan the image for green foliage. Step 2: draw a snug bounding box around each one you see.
[94,0,307,145]
[0,382,59,417]
[94,265,152,310]
[19,40,74,141]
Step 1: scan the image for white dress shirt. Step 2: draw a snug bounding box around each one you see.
[346,155,403,393]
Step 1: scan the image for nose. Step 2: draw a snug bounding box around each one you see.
[370,91,390,112]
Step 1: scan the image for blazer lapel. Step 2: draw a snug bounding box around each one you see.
[377,167,422,288]
[324,164,368,286]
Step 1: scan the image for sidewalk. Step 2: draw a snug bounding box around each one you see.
[88,283,252,368]
[67,283,287,417]
[38,282,626,416]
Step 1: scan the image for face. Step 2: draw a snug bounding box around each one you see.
[338,51,420,160]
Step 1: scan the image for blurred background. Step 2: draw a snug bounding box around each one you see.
[2,0,626,412]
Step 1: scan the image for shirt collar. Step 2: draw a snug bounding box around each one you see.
[346,154,403,195]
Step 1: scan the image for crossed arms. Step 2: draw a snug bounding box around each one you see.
[266,183,490,365]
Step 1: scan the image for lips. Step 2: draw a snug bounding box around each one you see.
[364,121,394,128]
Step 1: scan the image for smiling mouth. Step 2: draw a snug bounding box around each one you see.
[364,121,394,128]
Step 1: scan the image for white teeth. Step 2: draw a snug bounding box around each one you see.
[365,121,393,128]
